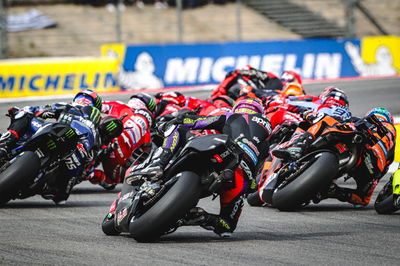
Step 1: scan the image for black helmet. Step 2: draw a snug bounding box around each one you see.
[129,93,156,112]
[99,116,123,144]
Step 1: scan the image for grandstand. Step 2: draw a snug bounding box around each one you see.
[4,0,400,58]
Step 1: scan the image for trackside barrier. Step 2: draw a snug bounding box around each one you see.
[395,123,400,163]
[0,57,120,98]
[102,36,400,89]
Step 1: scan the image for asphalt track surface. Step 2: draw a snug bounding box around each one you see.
[0,77,399,265]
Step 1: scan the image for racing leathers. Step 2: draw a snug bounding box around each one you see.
[87,100,153,185]
[129,111,272,236]
[0,103,101,203]
[273,113,396,206]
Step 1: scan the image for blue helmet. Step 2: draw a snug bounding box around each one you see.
[366,107,393,124]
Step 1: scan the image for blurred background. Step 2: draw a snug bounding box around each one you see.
[1,0,399,58]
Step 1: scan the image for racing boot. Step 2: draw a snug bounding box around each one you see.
[51,176,79,204]
[183,207,234,238]
[0,131,18,159]
[312,183,350,204]
[126,147,173,183]
[272,132,314,160]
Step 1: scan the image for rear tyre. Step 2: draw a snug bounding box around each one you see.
[374,180,398,214]
[272,152,339,211]
[129,171,202,242]
[0,152,40,205]
[247,191,264,207]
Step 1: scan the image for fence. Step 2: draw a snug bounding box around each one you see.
[0,0,398,59]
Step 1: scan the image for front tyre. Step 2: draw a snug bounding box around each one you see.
[247,191,264,207]
[374,180,399,214]
[129,171,202,242]
[0,152,41,205]
[272,152,339,211]
[102,214,121,236]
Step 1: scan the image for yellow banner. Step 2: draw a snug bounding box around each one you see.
[361,36,400,74]
[395,124,400,162]
[0,57,120,98]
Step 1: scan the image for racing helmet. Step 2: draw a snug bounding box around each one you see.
[319,87,349,107]
[99,116,124,144]
[280,70,302,86]
[365,107,394,124]
[155,91,185,106]
[210,95,235,108]
[73,89,103,110]
[128,93,157,113]
[232,97,264,115]
[281,83,306,96]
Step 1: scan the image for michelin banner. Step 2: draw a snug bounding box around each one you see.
[0,57,119,98]
[102,37,399,90]
[1,37,398,98]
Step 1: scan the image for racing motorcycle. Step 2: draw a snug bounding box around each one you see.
[0,117,83,204]
[247,115,384,211]
[101,133,242,242]
[374,167,400,214]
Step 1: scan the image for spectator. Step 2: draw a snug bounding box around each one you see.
[155,0,168,9]
[106,0,127,12]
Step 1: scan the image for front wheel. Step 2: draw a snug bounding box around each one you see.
[102,214,121,236]
[0,152,41,204]
[374,180,399,214]
[247,191,264,207]
[272,152,339,211]
[129,171,202,242]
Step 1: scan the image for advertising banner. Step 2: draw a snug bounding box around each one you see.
[103,37,399,90]
[0,57,119,98]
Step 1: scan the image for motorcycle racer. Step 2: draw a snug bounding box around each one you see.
[210,65,283,100]
[87,93,156,186]
[126,97,272,237]
[273,107,396,207]
[0,89,111,202]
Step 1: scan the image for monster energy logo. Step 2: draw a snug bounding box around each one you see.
[148,99,156,111]
[95,97,102,110]
[106,121,117,132]
[47,140,56,150]
[90,108,101,124]
[65,128,75,139]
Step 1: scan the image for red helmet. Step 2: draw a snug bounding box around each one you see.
[155,91,186,107]
[280,70,302,86]
[319,87,349,107]
[232,97,264,115]
[210,95,235,108]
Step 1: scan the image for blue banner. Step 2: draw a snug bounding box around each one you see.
[118,39,361,89]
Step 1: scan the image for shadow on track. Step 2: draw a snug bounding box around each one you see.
[1,200,112,208]
[148,230,352,243]
[248,202,374,212]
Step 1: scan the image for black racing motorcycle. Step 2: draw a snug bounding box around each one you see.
[0,121,82,204]
[248,115,387,211]
[101,133,242,242]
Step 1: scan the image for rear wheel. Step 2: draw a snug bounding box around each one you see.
[0,152,41,204]
[272,152,339,211]
[129,171,202,242]
[374,180,399,214]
